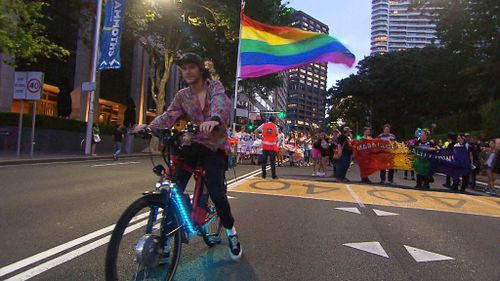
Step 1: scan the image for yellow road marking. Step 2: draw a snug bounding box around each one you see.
[231,178,500,218]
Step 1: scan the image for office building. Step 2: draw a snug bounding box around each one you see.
[371,0,439,54]
[286,10,329,132]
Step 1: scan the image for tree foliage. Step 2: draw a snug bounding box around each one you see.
[0,0,69,65]
[124,0,290,113]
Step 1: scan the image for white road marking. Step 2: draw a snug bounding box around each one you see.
[91,161,140,167]
[343,242,389,258]
[1,167,258,279]
[373,209,399,217]
[230,189,500,218]
[404,245,454,263]
[346,185,365,208]
[4,220,149,281]
[335,207,361,214]
[0,212,150,278]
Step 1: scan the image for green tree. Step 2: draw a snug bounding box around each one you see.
[0,0,69,65]
[124,0,290,113]
[415,0,500,101]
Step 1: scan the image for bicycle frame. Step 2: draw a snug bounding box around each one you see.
[147,127,219,244]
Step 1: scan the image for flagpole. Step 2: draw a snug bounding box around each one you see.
[232,0,245,132]
[84,0,103,155]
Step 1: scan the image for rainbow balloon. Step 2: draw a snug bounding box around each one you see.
[239,13,356,79]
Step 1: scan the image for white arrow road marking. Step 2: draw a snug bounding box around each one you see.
[335,207,361,214]
[373,209,399,216]
[404,245,454,263]
[343,242,389,258]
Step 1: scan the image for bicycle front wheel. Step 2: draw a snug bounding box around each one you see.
[105,194,182,281]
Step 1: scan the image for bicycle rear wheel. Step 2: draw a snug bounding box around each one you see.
[105,194,181,281]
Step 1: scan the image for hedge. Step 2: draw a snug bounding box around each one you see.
[0,112,115,135]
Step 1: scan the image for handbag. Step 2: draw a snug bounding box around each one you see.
[93,134,101,143]
[333,144,343,160]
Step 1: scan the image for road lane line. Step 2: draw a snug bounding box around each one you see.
[91,161,140,167]
[0,212,149,278]
[1,167,262,279]
[226,166,270,185]
[346,185,365,208]
[4,220,149,281]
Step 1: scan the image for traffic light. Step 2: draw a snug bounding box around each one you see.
[278,111,286,119]
[247,124,254,131]
[356,134,361,140]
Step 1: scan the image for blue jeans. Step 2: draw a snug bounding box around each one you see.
[113,142,122,157]
[304,149,311,162]
[335,153,351,179]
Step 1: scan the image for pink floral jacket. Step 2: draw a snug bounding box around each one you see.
[150,79,231,153]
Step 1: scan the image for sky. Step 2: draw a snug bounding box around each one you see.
[289,0,372,88]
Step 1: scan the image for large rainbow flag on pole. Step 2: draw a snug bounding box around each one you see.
[239,12,356,79]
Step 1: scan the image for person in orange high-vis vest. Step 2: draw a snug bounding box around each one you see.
[256,115,279,179]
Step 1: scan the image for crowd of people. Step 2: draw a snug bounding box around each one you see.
[228,123,500,195]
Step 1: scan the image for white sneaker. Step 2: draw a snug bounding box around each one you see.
[318,172,325,177]
[312,171,317,176]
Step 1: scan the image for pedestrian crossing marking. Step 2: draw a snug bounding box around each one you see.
[230,178,500,218]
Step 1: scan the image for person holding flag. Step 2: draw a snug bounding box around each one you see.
[256,115,280,179]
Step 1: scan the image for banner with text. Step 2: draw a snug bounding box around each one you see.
[98,0,127,71]
[412,146,471,177]
[352,139,472,178]
[352,139,413,178]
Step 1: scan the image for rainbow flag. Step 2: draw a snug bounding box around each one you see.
[239,13,355,79]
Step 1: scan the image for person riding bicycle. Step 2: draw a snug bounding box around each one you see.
[135,52,242,260]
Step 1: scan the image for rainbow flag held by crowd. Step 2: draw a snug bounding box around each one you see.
[352,139,413,178]
[352,139,472,178]
[239,13,355,79]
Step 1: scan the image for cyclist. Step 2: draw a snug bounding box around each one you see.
[135,53,242,260]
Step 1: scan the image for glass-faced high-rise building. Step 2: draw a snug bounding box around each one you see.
[371,0,439,54]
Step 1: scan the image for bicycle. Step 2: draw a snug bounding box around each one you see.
[105,123,223,281]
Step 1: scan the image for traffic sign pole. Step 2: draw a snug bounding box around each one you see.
[84,0,103,156]
[16,100,24,157]
[30,101,36,158]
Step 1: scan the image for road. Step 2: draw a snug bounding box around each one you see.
[0,157,499,281]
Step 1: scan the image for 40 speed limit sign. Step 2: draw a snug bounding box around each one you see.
[13,72,44,100]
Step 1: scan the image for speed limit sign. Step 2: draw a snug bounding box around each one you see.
[25,72,44,100]
[14,72,44,100]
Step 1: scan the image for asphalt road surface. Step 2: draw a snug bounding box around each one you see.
[0,158,499,281]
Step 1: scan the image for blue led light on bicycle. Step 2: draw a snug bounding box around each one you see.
[171,187,196,236]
